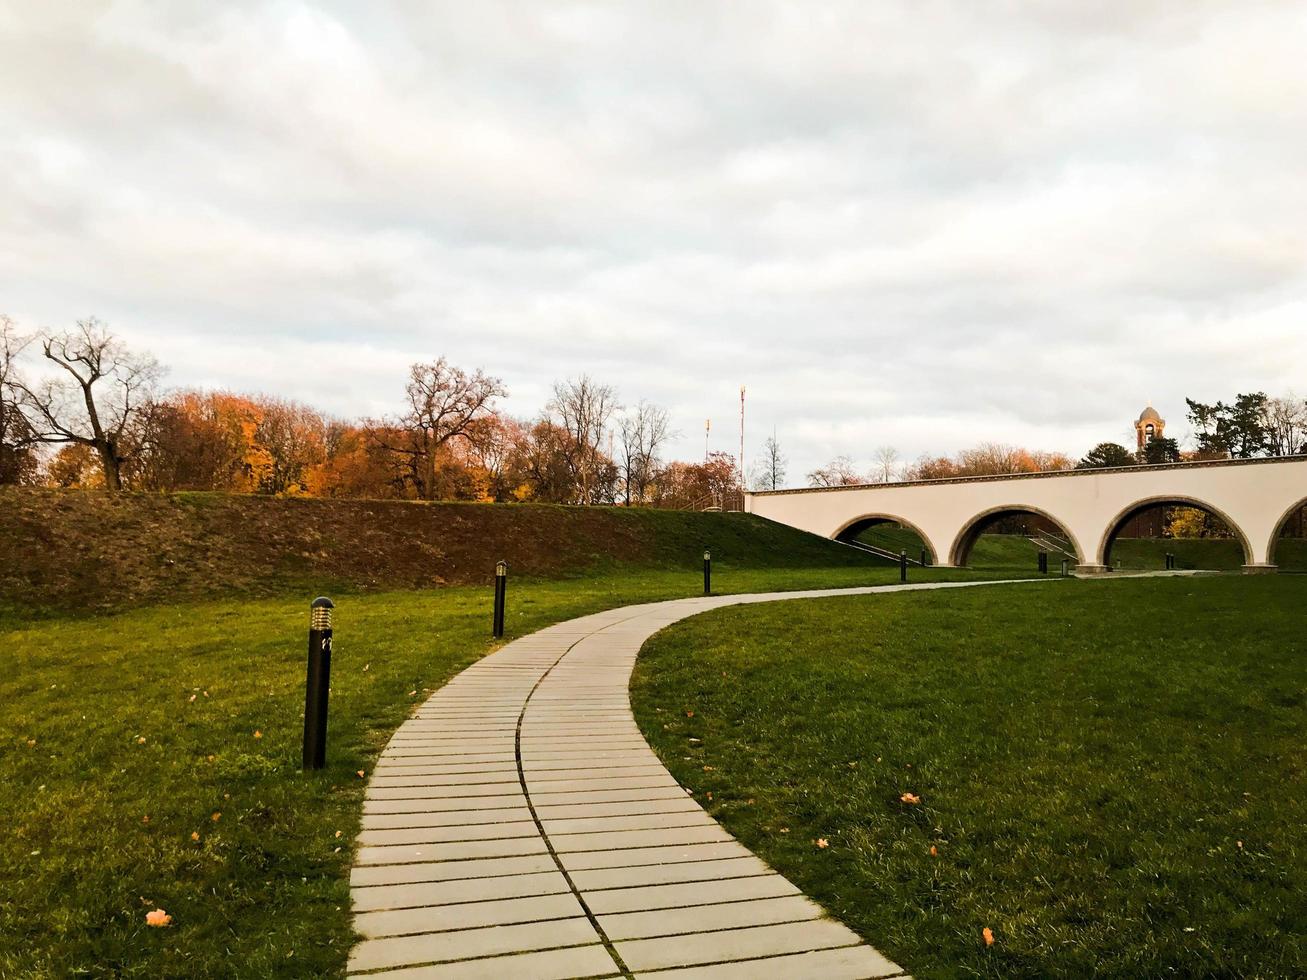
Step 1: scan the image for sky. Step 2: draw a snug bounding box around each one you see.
[3,1,1306,482]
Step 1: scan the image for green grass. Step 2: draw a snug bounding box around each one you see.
[631,576,1307,979]
[2,558,1008,978]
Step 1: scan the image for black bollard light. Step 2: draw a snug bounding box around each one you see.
[493,560,507,638]
[703,549,711,596]
[899,550,908,583]
[920,549,928,568]
[1038,551,1048,575]
[1061,558,1069,577]
[303,596,334,771]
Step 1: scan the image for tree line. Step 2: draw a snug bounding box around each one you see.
[801,394,1307,488]
[5,316,1304,503]
[0,316,741,508]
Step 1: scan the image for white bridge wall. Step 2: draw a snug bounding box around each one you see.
[745,457,1307,571]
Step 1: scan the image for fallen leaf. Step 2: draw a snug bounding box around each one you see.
[211,812,222,822]
[702,765,715,771]
[136,737,147,745]
[191,832,200,842]
[930,845,938,856]
[26,739,36,748]
[334,830,343,839]
[685,710,694,718]
[356,770,366,778]
[900,792,921,805]
[983,927,995,947]
[145,909,172,928]
[815,838,829,849]
[253,731,263,739]
[188,694,196,703]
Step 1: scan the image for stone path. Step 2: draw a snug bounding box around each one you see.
[349,580,1036,978]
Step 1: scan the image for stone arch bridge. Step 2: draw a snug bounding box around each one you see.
[745,457,1307,573]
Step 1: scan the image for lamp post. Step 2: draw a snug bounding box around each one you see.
[303,597,334,771]
[493,560,508,638]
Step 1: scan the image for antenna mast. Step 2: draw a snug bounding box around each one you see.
[739,385,746,490]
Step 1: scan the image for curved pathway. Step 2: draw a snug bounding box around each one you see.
[348,580,1034,978]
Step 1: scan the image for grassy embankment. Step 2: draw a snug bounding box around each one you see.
[632,575,1307,979]
[2,489,1012,977]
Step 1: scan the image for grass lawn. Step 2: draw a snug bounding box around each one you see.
[631,576,1307,979]
[2,559,1007,977]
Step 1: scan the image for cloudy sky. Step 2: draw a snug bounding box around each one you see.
[3,1,1305,480]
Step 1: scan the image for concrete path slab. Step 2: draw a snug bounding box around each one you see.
[351,579,1034,976]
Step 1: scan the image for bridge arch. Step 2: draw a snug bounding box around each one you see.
[1266,495,1307,567]
[1097,495,1253,568]
[833,513,940,564]
[949,504,1085,568]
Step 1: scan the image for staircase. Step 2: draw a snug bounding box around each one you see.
[1028,531,1077,561]
[836,538,926,565]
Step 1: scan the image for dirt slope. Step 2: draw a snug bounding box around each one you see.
[0,489,864,611]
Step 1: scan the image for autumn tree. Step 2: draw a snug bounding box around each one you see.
[13,318,162,489]
[651,452,739,510]
[0,315,39,485]
[512,419,578,503]
[304,421,401,499]
[807,455,864,487]
[247,396,328,494]
[463,414,526,502]
[903,455,959,481]
[372,358,506,500]
[133,391,254,491]
[1077,442,1135,469]
[905,444,1073,480]
[617,400,671,505]
[46,443,103,488]
[546,375,618,505]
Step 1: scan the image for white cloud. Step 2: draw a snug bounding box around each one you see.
[2,0,1305,480]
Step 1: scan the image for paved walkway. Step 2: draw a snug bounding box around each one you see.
[348,580,1035,978]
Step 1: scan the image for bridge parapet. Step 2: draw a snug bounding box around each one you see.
[745,456,1307,572]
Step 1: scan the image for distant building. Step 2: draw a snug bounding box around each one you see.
[1135,404,1165,453]
[1122,404,1167,538]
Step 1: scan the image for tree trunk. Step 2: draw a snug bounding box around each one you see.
[97,440,123,490]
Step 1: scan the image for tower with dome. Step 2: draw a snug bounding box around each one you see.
[1135,404,1165,454]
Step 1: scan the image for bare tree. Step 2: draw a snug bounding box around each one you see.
[547,375,619,504]
[1262,394,1307,456]
[13,318,162,489]
[0,315,39,485]
[617,400,671,505]
[751,434,787,490]
[806,454,864,488]
[373,357,506,500]
[871,445,900,483]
